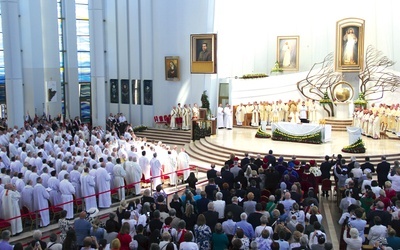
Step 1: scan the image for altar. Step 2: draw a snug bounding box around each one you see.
[271,122,332,143]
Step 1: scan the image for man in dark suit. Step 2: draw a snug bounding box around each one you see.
[241,153,250,169]
[207,163,217,180]
[265,150,276,167]
[202,202,219,232]
[196,191,211,214]
[205,178,219,201]
[254,154,263,169]
[247,180,261,202]
[224,196,244,222]
[366,201,391,226]
[247,203,263,230]
[361,156,375,173]
[377,155,391,188]
[221,165,234,189]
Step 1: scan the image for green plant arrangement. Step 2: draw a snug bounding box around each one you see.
[132,125,147,132]
[272,129,322,144]
[192,122,211,141]
[270,61,283,73]
[255,127,271,139]
[319,91,332,104]
[342,138,366,153]
[353,92,367,107]
[241,73,269,79]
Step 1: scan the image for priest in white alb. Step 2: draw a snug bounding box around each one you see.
[113,158,127,201]
[166,151,177,186]
[33,177,50,227]
[60,174,75,219]
[96,162,112,208]
[139,151,150,185]
[2,184,23,236]
[150,153,162,188]
[178,148,190,181]
[81,167,97,211]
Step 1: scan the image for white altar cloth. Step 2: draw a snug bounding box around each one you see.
[271,122,332,142]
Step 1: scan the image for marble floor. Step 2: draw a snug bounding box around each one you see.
[206,127,400,157]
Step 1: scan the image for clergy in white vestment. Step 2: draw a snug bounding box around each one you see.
[177,148,190,181]
[217,104,224,129]
[113,158,127,201]
[33,177,50,227]
[165,151,177,186]
[150,153,162,189]
[47,171,62,206]
[21,180,34,212]
[139,151,150,182]
[81,168,97,211]
[131,157,142,195]
[28,166,39,186]
[40,167,50,188]
[2,184,23,236]
[70,165,82,198]
[60,174,75,219]
[223,104,233,129]
[105,157,114,189]
[96,162,111,208]
[124,157,135,186]
[58,165,69,182]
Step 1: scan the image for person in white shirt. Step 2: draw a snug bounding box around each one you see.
[367,216,388,246]
[213,192,226,220]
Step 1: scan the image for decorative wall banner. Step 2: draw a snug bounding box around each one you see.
[110,79,119,103]
[143,80,153,105]
[46,81,57,102]
[121,79,130,104]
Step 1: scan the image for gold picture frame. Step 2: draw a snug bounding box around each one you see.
[335,18,365,72]
[165,56,180,81]
[190,33,217,74]
[277,36,299,71]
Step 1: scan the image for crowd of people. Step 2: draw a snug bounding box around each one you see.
[233,99,320,128]
[353,102,400,139]
[335,153,400,249]
[169,103,200,130]
[0,113,193,243]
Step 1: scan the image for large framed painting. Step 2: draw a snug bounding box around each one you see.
[277,36,299,71]
[165,56,180,81]
[335,18,365,72]
[190,33,217,74]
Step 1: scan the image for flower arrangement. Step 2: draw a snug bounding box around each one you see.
[270,61,283,73]
[319,92,332,104]
[354,92,367,106]
[255,127,271,139]
[272,129,322,144]
[242,73,269,79]
[193,122,211,141]
[341,138,366,153]
[133,125,147,132]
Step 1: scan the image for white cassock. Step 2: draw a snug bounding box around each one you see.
[70,170,82,198]
[223,106,233,129]
[178,151,190,180]
[47,177,62,206]
[21,185,34,212]
[40,173,50,188]
[150,157,162,188]
[131,162,142,195]
[60,179,75,219]
[33,183,50,227]
[80,173,97,211]
[2,189,23,235]
[96,167,111,208]
[166,154,177,185]
[139,156,150,181]
[113,164,126,201]
[217,106,224,128]
[105,161,114,189]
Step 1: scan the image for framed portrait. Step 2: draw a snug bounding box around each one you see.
[190,33,217,74]
[110,79,119,103]
[165,56,180,81]
[121,79,130,104]
[335,18,365,72]
[277,36,299,71]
